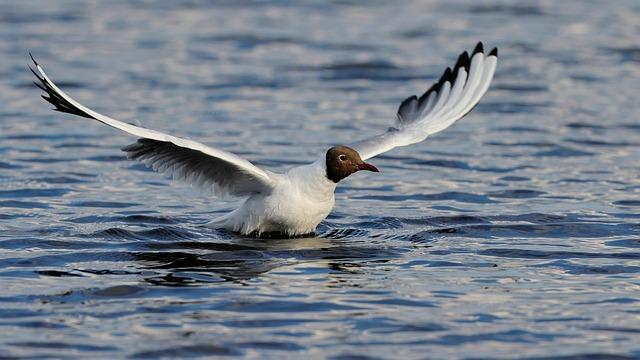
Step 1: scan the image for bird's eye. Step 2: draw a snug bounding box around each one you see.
[339,154,347,161]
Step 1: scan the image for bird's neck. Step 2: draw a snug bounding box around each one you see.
[287,159,337,199]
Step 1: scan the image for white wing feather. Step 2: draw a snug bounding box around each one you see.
[351,42,498,161]
[30,56,277,197]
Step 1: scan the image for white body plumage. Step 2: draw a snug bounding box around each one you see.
[206,160,336,236]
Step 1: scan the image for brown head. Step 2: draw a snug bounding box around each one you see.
[325,145,379,183]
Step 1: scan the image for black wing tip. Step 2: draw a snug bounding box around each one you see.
[397,41,493,122]
[29,58,95,120]
[398,95,418,110]
[453,51,471,76]
[457,51,470,65]
[418,83,437,103]
[28,53,45,83]
[445,66,454,83]
[28,64,44,82]
[29,52,39,66]
[473,42,484,55]
[33,80,47,91]
[397,95,419,122]
[438,67,453,86]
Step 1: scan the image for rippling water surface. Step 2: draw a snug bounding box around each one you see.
[1,1,640,358]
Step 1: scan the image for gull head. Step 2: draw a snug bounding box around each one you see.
[325,145,379,183]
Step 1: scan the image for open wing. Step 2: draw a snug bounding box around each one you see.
[351,42,498,160]
[30,55,277,198]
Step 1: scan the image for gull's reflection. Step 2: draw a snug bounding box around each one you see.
[131,227,399,285]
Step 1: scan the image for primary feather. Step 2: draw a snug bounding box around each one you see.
[351,42,498,160]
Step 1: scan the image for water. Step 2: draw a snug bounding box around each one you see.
[1,0,640,358]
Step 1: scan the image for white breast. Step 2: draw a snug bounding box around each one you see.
[207,159,337,236]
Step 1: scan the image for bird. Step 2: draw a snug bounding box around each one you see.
[30,42,498,237]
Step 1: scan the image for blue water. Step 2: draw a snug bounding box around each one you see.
[1,0,640,358]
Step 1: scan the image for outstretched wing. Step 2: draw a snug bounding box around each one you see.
[30,55,277,197]
[351,42,498,160]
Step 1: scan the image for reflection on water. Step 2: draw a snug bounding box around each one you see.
[1,0,640,358]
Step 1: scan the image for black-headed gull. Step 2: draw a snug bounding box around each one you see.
[31,42,497,237]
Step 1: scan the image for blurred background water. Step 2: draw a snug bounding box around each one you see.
[1,0,640,358]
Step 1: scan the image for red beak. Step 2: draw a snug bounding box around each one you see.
[357,162,379,172]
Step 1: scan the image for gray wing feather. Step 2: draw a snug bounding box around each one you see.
[30,55,277,198]
[122,139,273,197]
